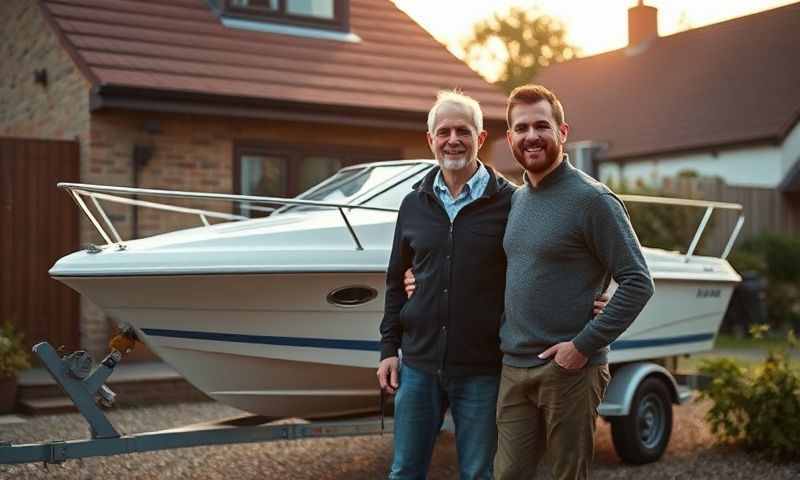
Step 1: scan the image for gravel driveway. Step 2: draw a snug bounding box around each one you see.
[1,400,798,479]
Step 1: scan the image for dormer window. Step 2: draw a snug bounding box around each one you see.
[220,0,349,32]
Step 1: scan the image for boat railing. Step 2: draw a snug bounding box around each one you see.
[57,182,398,251]
[618,194,745,260]
[58,183,745,260]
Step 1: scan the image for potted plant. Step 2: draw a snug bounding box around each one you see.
[0,322,31,413]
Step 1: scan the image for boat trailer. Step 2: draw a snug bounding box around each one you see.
[0,333,393,466]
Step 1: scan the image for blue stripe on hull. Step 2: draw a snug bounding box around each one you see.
[610,333,715,350]
[141,328,381,351]
[143,328,715,353]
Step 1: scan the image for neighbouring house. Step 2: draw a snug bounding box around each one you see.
[493,1,800,241]
[0,0,508,359]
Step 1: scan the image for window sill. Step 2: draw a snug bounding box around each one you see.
[222,16,361,43]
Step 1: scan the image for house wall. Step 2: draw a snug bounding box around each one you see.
[596,129,800,247]
[598,144,785,189]
[0,0,89,140]
[782,122,800,176]
[87,109,440,237]
[0,0,90,140]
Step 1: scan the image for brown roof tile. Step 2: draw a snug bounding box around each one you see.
[531,2,800,160]
[42,0,507,121]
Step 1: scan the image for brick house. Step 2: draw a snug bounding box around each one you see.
[0,0,507,359]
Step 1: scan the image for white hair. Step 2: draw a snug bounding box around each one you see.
[426,90,484,133]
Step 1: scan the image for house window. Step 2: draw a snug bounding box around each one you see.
[234,143,402,217]
[222,0,348,32]
[230,0,276,11]
[287,0,334,19]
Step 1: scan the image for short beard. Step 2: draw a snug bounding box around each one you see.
[513,142,561,174]
[441,157,469,170]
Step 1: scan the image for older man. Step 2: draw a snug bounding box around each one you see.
[495,84,654,479]
[377,90,516,479]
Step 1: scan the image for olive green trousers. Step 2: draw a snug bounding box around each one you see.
[494,361,610,480]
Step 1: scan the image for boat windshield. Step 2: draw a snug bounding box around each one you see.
[279,164,423,213]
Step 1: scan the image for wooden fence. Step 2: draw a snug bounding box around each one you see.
[0,137,80,351]
[663,177,800,255]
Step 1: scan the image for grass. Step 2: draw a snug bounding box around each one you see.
[678,354,800,372]
[713,333,793,351]
[677,333,800,372]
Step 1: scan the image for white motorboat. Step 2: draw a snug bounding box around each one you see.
[50,160,743,419]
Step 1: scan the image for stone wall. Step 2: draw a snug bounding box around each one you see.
[0,0,90,141]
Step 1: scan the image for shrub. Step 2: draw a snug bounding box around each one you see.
[608,179,711,254]
[728,234,800,329]
[698,328,800,461]
[0,322,31,379]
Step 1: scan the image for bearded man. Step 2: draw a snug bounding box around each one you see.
[494,84,655,480]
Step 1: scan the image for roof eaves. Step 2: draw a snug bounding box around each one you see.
[779,106,800,141]
[89,84,508,132]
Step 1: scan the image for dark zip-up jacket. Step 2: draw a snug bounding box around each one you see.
[379,164,516,376]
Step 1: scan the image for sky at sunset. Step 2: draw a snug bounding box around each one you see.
[391,0,796,80]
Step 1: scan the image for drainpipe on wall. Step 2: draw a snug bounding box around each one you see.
[131,144,153,239]
[131,120,160,239]
[567,140,608,180]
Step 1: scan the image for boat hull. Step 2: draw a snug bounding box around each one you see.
[608,278,736,363]
[55,264,737,418]
[58,272,384,418]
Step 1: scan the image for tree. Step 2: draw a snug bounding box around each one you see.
[462,7,578,94]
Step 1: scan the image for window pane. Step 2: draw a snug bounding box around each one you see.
[298,156,341,193]
[363,168,430,209]
[296,165,413,205]
[230,0,276,10]
[286,0,334,19]
[240,154,287,217]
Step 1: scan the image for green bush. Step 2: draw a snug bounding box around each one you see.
[608,178,713,254]
[0,322,31,379]
[698,329,800,461]
[728,234,800,329]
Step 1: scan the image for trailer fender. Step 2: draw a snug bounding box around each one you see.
[599,362,683,417]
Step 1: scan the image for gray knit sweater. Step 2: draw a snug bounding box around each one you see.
[500,160,654,367]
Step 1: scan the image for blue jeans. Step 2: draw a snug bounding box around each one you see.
[389,364,500,480]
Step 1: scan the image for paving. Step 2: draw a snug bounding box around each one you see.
[4,345,798,478]
[1,399,799,479]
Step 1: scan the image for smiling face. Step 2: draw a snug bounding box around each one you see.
[507,99,569,176]
[427,102,487,171]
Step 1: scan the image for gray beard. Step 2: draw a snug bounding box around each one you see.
[442,158,469,170]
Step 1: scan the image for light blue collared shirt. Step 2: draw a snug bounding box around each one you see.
[433,162,490,221]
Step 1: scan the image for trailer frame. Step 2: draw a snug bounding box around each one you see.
[0,342,393,466]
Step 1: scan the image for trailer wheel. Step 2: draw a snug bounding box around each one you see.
[610,376,672,464]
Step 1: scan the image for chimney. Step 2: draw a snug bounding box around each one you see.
[628,1,658,46]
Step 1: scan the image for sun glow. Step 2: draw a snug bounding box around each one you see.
[392,0,797,81]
